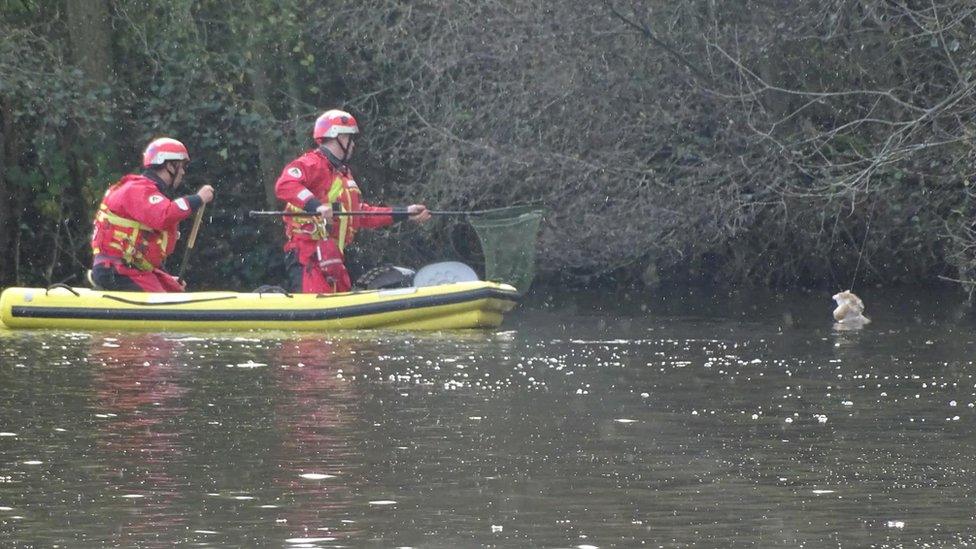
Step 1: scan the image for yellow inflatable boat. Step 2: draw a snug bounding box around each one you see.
[0,281,519,331]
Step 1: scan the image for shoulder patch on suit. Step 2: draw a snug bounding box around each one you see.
[148,194,164,205]
[288,167,303,178]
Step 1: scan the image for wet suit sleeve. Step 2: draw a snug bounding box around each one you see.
[122,183,195,231]
[275,159,323,213]
[352,200,396,229]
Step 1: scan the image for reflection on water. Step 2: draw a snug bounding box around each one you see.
[1,287,976,546]
[89,334,191,541]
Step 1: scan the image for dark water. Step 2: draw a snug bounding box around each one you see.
[1,287,975,547]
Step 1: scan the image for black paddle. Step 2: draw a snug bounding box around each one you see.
[248,209,495,217]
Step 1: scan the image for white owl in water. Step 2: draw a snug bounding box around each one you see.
[832,290,871,326]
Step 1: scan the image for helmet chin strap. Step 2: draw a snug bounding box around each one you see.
[159,162,181,196]
[337,137,353,163]
[165,162,179,186]
[319,142,350,171]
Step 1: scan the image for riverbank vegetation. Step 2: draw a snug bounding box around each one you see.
[2,1,975,294]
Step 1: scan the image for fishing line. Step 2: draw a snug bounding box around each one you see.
[848,198,877,293]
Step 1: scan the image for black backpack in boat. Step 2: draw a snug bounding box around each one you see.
[354,265,416,290]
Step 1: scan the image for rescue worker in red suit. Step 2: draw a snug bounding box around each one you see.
[275,109,431,293]
[90,137,215,292]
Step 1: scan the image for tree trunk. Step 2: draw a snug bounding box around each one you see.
[0,100,11,285]
[250,57,283,209]
[66,0,120,172]
[65,0,113,83]
[64,0,117,280]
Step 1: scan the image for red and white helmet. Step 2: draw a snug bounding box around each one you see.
[142,137,190,167]
[313,109,359,141]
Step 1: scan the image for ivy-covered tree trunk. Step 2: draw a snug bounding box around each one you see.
[63,0,117,283]
[0,101,11,285]
[65,0,113,84]
[65,0,118,168]
[249,59,282,210]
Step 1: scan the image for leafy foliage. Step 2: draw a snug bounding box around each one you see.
[1,0,975,293]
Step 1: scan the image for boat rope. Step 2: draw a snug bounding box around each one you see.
[45,284,80,296]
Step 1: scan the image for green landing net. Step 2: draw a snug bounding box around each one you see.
[467,205,545,294]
